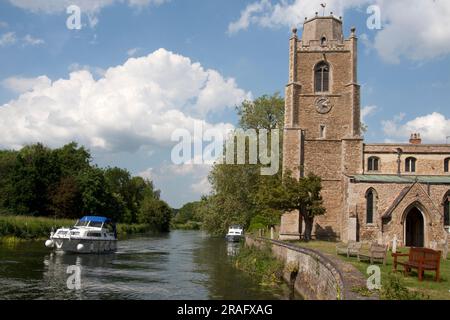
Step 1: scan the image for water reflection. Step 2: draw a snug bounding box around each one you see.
[226,242,240,257]
[0,231,292,300]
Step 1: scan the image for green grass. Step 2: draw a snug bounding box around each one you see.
[234,245,284,287]
[291,240,450,300]
[171,220,202,230]
[0,215,154,241]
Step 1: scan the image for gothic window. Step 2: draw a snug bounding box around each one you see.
[321,37,327,46]
[368,157,380,172]
[445,158,450,173]
[366,189,376,224]
[405,157,417,173]
[315,62,330,93]
[445,194,450,226]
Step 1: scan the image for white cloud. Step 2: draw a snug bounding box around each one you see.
[7,0,170,28]
[0,32,45,47]
[2,76,51,94]
[137,167,154,180]
[191,176,211,195]
[68,63,106,78]
[0,32,17,47]
[7,0,169,14]
[229,0,450,63]
[0,48,250,152]
[127,47,140,57]
[382,112,450,143]
[23,34,45,46]
[361,105,377,123]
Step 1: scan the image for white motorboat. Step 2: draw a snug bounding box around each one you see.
[225,225,244,242]
[45,216,118,254]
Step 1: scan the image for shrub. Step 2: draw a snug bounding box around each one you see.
[234,244,283,286]
[380,272,428,300]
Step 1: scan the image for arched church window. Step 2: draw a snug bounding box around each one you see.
[368,157,380,172]
[445,158,450,173]
[321,37,327,46]
[405,157,417,173]
[315,62,330,93]
[445,194,450,226]
[366,189,376,224]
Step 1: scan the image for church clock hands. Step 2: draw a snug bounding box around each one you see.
[315,96,333,114]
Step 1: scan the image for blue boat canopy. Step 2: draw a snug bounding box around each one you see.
[80,216,110,223]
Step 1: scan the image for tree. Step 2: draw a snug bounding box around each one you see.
[198,93,285,235]
[49,176,82,218]
[9,144,60,216]
[0,150,17,212]
[138,196,171,232]
[53,142,91,177]
[259,171,325,241]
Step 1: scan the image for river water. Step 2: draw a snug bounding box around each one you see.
[0,230,294,300]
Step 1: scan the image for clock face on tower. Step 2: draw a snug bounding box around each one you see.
[315,97,333,114]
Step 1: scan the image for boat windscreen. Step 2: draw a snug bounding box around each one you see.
[89,221,103,228]
[75,220,89,227]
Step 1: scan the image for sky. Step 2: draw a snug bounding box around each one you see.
[1,0,450,208]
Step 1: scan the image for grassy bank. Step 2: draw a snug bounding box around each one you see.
[0,215,154,242]
[171,221,202,230]
[292,240,450,300]
[233,244,284,287]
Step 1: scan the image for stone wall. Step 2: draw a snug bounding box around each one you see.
[363,144,450,175]
[345,179,449,246]
[245,236,373,300]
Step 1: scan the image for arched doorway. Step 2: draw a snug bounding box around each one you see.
[405,207,424,247]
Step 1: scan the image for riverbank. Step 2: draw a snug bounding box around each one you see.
[245,236,376,300]
[233,244,284,287]
[0,215,154,243]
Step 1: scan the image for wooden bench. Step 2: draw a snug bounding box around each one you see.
[336,241,362,258]
[358,243,387,265]
[392,247,442,282]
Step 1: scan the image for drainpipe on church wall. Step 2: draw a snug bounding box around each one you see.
[396,148,403,176]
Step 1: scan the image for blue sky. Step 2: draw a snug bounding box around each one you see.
[1,0,450,208]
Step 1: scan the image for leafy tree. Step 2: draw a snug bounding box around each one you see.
[173,201,202,225]
[53,142,91,177]
[0,150,17,211]
[49,176,82,218]
[9,144,60,216]
[138,196,171,232]
[260,171,326,241]
[198,93,285,235]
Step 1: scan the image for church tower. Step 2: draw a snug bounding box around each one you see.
[280,15,363,241]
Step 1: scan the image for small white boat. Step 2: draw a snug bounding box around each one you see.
[45,216,118,254]
[225,225,244,242]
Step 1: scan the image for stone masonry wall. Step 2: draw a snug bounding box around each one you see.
[245,236,373,300]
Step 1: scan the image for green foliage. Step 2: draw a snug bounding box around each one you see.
[380,272,428,300]
[234,245,283,286]
[138,196,171,232]
[0,215,152,241]
[198,93,285,235]
[237,93,284,130]
[0,142,171,232]
[0,215,75,240]
[258,170,325,241]
[248,215,277,232]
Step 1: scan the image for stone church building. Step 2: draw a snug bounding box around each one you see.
[279,15,450,248]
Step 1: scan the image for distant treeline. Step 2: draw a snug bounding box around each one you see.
[0,142,171,232]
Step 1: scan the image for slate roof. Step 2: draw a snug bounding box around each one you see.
[351,175,450,184]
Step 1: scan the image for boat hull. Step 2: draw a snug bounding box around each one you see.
[225,235,243,243]
[52,238,117,254]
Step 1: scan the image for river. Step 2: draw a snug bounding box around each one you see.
[0,230,296,300]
